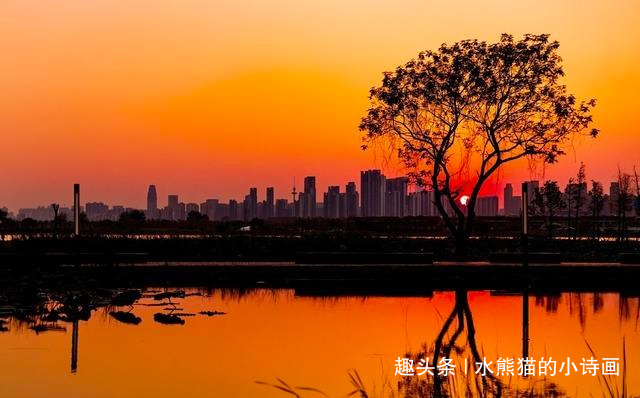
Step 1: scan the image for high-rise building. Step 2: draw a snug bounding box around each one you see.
[504,183,513,213]
[503,183,522,216]
[275,199,289,218]
[167,195,179,220]
[229,200,239,220]
[475,196,499,216]
[301,176,316,218]
[385,177,408,217]
[215,203,230,220]
[323,186,340,218]
[344,182,359,217]
[200,199,219,220]
[146,185,158,219]
[266,187,274,218]
[185,203,200,216]
[523,181,539,209]
[609,182,620,216]
[360,170,386,217]
[408,189,435,216]
[85,202,109,221]
[243,188,258,220]
[177,202,186,220]
[111,205,125,220]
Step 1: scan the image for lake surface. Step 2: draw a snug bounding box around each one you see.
[0,288,638,397]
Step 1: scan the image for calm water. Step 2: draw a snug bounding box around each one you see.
[0,288,638,397]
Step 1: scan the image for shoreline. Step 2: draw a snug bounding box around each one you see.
[3,261,640,292]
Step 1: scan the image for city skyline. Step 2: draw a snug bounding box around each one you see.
[9,168,638,221]
[5,163,635,213]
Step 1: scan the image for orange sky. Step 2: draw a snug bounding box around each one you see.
[1,0,639,211]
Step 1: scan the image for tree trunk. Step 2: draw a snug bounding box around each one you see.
[454,232,469,256]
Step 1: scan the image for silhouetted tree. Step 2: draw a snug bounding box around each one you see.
[119,210,146,225]
[20,217,38,231]
[360,34,597,254]
[249,217,264,231]
[187,211,210,232]
[187,211,208,223]
[531,181,566,239]
[615,168,633,241]
[565,176,574,239]
[396,291,566,398]
[570,162,586,240]
[588,180,605,240]
[0,208,8,240]
[634,166,640,217]
[51,203,60,236]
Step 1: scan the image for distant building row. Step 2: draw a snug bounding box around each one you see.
[11,171,639,221]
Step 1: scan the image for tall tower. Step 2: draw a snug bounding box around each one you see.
[345,181,359,217]
[266,187,274,218]
[504,183,513,216]
[523,180,539,209]
[291,178,299,218]
[167,194,179,220]
[303,176,317,217]
[243,188,258,220]
[147,185,158,219]
[73,184,80,236]
[385,177,408,217]
[360,170,386,217]
[291,178,298,202]
[323,186,340,218]
[249,187,258,219]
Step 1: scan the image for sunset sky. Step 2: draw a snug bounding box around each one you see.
[1,0,639,211]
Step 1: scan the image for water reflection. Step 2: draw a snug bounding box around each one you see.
[0,287,638,397]
[395,290,561,397]
[0,286,226,374]
[71,320,78,373]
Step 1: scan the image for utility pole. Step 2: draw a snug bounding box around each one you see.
[291,177,298,217]
[521,182,529,267]
[73,184,80,236]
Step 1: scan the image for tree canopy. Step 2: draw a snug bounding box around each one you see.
[360,34,598,251]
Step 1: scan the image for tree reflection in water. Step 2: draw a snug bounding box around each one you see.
[395,290,565,398]
[2,286,637,397]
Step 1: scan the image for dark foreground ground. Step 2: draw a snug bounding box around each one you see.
[2,235,640,293]
[3,262,640,293]
[2,234,640,261]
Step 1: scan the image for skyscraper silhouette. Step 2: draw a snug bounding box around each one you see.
[147,185,158,219]
[243,188,258,220]
[503,183,522,216]
[385,177,408,217]
[266,187,274,218]
[167,194,179,220]
[361,170,386,217]
[476,196,499,216]
[523,181,539,209]
[345,181,359,217]
[302,176,316,217]
[408,189,435,216]
[323,186,340,218]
